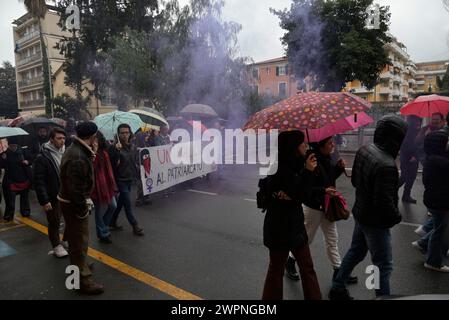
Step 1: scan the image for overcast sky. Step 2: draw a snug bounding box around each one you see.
[1,0,449,66]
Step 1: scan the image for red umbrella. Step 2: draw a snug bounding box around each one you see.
[400,94,449,118]
[243,92,372,141]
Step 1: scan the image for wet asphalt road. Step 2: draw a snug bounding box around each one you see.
[0,155,448,300]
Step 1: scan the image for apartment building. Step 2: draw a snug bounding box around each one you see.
[415,60,449,93]
[248,34,449,103]
[345,34,418,102]
[248,57,300,99]
[12,6,116,117]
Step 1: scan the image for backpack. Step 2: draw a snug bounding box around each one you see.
[257,175,274,213]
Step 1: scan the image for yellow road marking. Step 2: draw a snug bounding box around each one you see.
[16,217,202,300]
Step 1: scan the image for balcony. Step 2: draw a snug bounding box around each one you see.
[408,88,415,94]
[379,72,393,80]
[379,87,392,94]
[17,52,41,66]
[392,75,402,83]
[20,99,44,108]
[18,76,44,89]
[392,90,401,97]
[416,80,426,86]
[16,30,40,46]
[350,87,374,94]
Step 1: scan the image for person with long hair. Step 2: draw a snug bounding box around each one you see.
[91,131,118,244]
[262,130,322,300]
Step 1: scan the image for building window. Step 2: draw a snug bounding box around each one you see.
[277,65,287,76]
[279,82,287,98]
[251,85,259,95]
[266,67,270,75]
[252,68,259,79]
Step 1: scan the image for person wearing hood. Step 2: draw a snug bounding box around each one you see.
[329,115,407,300]
[412,130,449,272]
[262,130,322,300]
[399,116,422,204]
[0,136,32,221]
[34,127,68,258]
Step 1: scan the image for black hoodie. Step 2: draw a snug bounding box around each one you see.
[351,115,407,229]
[423,131,449,211]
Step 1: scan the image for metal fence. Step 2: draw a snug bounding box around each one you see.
[339,101,405,153]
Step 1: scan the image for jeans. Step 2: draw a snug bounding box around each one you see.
[418,209,449,268]
[93,197,117,239]
[421,217,434,234]
[332,221,393,297]
[111,181,138,227]
[262,245,322,300]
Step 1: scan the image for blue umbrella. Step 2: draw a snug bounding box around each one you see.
[94,111,145,141]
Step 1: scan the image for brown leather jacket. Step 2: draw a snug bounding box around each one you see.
[58,136,95,216]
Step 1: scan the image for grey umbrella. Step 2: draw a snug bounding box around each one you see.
[180,104,219,118]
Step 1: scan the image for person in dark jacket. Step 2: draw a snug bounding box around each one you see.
[399,116,422,204]
[415,112,445,165]
[329,115,407,300]
[262,130,322,300]
[0,137,32,221]
[30,126,49,162]
[286,136,357,284]
[33,127,68,257]
[108,124,144,236]
[413,130,449,272]
[58,121,104,295]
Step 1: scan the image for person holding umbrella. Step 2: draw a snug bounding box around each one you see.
[0,136,32,221]
[262,130,322,300]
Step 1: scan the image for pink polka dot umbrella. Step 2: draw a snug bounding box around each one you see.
[243,92,373,142]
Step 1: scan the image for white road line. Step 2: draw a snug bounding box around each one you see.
[187,189,218,196]
[244,199,257,202]
[400,222,421,228]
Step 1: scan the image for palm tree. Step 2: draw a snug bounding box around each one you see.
[20,0,53,117]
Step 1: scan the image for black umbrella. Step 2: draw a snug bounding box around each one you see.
[19,117,64,134]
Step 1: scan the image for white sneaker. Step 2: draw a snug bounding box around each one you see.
[412,241,426,254]
[414,226,427,237]
[53,244,69,258]
[424,263,449,273]
[61,241,69,249]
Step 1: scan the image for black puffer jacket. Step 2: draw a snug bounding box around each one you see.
[0,147,32,185]
[423,131,449,211]
[263,158,313,251]
[33,146,60,206]
[351,115,407,229]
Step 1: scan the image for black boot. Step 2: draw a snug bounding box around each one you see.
[328,287,354,300]
[133,225,144,236]
[285,256,300,281]
[333,268,358,285]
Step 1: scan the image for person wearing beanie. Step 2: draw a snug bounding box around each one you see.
[58,121,104,295]
[413,130,449,273]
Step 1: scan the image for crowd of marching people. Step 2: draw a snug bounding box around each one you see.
[0,120,174,294]
[261,113,449,300]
